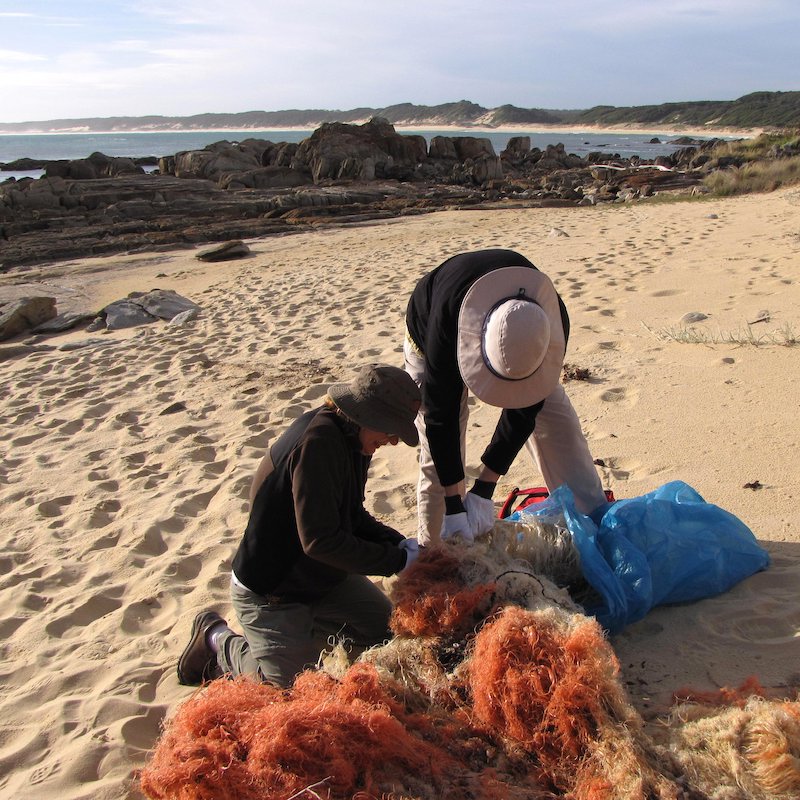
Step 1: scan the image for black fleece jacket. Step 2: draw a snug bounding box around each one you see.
[232,407,407,601]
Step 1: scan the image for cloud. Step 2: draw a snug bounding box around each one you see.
[0,49,46,63]
[0,0,797,122]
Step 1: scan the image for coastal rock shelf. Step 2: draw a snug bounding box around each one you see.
[0,117,726,270]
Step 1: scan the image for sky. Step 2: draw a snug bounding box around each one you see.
[0,0,798,124]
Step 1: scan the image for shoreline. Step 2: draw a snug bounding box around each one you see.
[0,122,763,140]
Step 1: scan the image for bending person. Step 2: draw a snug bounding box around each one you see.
[404,248,606,544]
[177,364,422,688]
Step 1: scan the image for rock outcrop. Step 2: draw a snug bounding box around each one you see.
[1,117,733,271]
[0,296,57,341]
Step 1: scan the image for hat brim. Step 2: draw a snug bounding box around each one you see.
[457,266,565,408]
[327,384,419,446]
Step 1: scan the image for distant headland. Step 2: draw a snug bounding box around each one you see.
[1,92,799,134]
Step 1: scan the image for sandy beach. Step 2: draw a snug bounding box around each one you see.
[1,186,799,798]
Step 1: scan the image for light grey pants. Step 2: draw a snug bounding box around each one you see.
[217,573,393,688]
[403,337,605,544]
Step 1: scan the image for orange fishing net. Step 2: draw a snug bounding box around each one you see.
[141,661,553,800]
[142,539,799,800]
[672,674,766,707]
[468,606,618,788]
[141,665,448,800]
[388,546,496,638]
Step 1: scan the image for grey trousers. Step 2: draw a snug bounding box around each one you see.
[216,573,393,688]
[403,337,606,544]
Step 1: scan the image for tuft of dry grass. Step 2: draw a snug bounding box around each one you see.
[642,321,798,347]
[703,156,800,195]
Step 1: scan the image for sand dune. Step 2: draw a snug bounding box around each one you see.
[1,186,799,798]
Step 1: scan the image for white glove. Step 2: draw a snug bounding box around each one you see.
[464,491,496,538]
[398,537,420,571]
[441,512,473,543]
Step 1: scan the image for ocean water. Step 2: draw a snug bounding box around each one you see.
[0,128,715,180]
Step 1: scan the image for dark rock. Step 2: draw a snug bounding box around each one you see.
[103,299,160,330]
[168,308,200,326]
[261,142,299,167]
[428,137,458,159]
[429,135,496,162]
[170,140,263,181]
[44,152,144,180]
[500,137,531,163]
[33,310,96,333]
[126,288,201,319]
[0,296,57,341]
[0,120,748,270]
[291,117,426,182]
[0,157,48,170]
[196,240,251,261]
[219,166,312,190]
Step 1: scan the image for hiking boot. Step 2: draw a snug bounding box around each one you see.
[177,610,225,686]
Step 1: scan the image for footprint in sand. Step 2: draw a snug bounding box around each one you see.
[120,706,170,753]
[696,555,800,646]
[11,430,48,447]
[174,486,221,517]
[165,554,203,582]
[599,387,628,403]
[45,590,124,638]
[592,455,638,482]
[188,445,216,463]
[120,593,180,634]
[88,499,122,528]
[0,615,28,638]
[302,384,329,401]
[37,495,75,518]
[132,526,168,559]
[28,564,83,593]
[370,489,397,516]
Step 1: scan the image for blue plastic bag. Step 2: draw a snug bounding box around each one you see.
[512,481,770,634]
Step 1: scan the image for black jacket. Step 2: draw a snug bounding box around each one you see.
[406,249,570,487]
[232,407,407,601]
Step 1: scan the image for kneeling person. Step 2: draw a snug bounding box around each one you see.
[177,364,421,688]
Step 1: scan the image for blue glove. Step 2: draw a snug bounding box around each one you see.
[399,537,420,571]
[464,491,496,538]
[441,512,473,543]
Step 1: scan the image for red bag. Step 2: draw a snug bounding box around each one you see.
[498,486,616,519]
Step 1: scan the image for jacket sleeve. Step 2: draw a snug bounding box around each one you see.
[356,509,406,545]
[290,429,407,576]
[481,402,545,476]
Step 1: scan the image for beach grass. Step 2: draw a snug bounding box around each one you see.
[703,155,800,195]
[642,321,799,347]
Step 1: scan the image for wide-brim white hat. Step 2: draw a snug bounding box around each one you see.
[457,266,565,408]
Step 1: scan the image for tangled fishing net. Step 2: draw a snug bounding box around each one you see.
[141,516,800,800]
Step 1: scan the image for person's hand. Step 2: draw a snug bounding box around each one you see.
[464,491,496,538]
[441,512,473,543]
[399,537,420,571]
